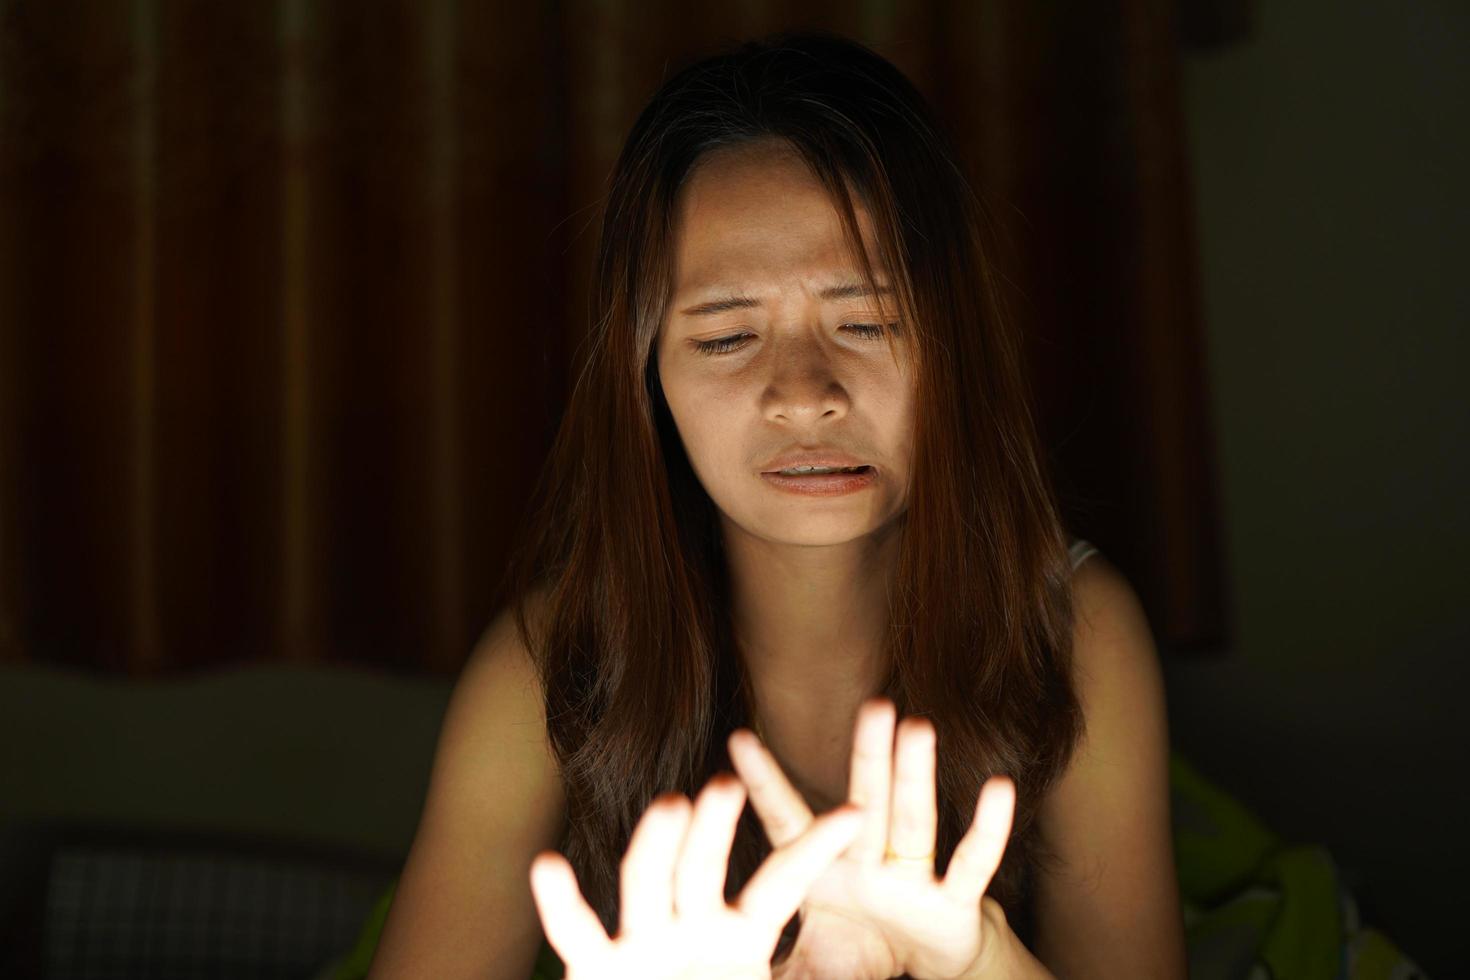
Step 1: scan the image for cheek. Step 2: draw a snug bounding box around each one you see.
[661,370,730,463]
[866,363,914,419]
[872,372,917,468]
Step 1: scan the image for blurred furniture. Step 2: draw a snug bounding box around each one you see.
[0,660,450,977]
[0,821,394,979]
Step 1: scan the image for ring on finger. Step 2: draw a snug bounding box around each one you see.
[883,845,936,863]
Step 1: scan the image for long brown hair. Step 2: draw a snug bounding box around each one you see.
[502,29,1083,964]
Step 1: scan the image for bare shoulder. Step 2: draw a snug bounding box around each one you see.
[424,588,559,794]
[460,589,556,740]
[1029,553,1188,978]
[1068,553,1159,686]
[368,587,566,980]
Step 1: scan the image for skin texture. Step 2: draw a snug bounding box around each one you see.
[654,137,916,810]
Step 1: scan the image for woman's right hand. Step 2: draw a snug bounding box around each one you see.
[528,772,863,980]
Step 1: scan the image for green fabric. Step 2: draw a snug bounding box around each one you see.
[326,751,1423,979]
[331,882,397,979]
[1169,752,1423,979]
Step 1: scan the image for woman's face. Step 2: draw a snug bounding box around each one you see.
[654,139,916,547]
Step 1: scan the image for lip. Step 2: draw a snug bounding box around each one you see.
[760,467,877,496]
[759,450,872,474]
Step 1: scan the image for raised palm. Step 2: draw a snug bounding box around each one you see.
[729,698,1017,980]
[528,773,864,980]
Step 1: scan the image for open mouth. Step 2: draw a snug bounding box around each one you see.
[766,465,873,476]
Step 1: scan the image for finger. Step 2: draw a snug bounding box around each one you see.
[941,775,1017,908]
[728,728,815,848]
[736,804,863,934]
[620,792,691,937]
[846,698,896,863]
[673,773,746,919]
[529,851,612,967]
[886,715,938,873]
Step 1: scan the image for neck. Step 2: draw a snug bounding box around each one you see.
[722,514,903,805]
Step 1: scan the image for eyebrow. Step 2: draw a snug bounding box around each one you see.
[677,282,893,317]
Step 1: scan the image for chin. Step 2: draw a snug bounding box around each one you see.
[751,515,885,547]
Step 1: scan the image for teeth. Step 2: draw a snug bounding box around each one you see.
[778,465,863,475]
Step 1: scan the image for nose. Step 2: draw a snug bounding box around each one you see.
[760,336,850,425]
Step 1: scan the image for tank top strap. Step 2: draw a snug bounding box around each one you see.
[1068,537,1100,572]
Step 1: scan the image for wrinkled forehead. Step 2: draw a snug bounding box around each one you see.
[669,141,888,297]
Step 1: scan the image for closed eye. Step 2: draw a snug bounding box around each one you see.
[691,322,897,357]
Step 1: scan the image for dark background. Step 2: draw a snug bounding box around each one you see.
[0,0,1463,974]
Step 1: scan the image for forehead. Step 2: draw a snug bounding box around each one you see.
[669,140,884,297]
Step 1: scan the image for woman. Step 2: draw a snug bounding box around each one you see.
[370,29,1185,980]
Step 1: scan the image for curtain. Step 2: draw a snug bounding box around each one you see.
[0,0,1228,675]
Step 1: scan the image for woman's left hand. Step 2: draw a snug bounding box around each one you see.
[728,697,1017,980]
